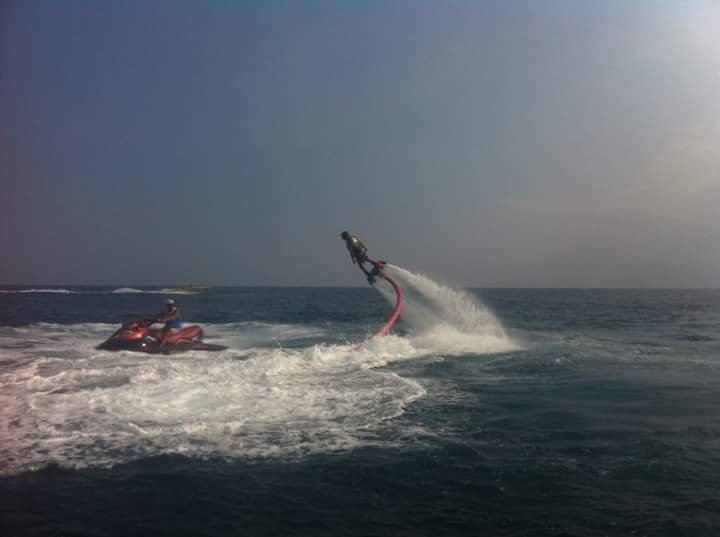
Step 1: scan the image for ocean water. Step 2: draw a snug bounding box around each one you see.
[1,269,719,536]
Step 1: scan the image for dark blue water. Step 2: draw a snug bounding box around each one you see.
[1,284,719,536]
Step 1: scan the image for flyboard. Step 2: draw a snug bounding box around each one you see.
[354,261,404,351]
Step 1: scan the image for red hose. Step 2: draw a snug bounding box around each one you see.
[373,271,403,337]
[354,269,403,351]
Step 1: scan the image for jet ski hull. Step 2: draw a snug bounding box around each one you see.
[96,339,228,354]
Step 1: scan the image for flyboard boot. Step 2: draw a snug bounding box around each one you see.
[367,260,387,285]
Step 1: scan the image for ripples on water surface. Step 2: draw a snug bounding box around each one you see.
[1,283,719,536]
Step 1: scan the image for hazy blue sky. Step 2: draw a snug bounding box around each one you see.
[2,1,719,287]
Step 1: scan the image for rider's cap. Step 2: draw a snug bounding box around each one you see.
[340,231,349,240]
[166,298,175,305]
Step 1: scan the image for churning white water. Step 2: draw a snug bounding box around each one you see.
[376,265,520,355]
[0,272,519,475]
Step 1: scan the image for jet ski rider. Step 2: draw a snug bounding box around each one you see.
[157,298,182,345]
[341,231,381,285]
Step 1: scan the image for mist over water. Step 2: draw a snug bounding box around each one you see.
[378,265,519,354]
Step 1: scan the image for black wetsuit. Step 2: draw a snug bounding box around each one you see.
[345,235,377,279]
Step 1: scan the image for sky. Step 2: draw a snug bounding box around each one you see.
[2,0,719,287]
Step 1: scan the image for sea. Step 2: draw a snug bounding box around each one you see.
[1,266,719,536]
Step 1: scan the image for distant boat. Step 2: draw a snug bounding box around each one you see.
[163,284,209,294]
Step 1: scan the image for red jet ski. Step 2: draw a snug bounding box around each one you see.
[97,318,227,354]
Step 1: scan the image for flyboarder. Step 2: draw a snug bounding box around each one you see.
[340,231,382,285]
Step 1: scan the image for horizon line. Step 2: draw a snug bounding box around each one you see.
[1,284,718,291]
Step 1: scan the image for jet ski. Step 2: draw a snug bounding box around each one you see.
[97,318,227,354]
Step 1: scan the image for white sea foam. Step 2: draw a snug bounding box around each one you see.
[2,287,202,295]
[0,272,519,475]
[112,288,181,294]
[111,287,201,295]
[0,288,75,294]
[0,321,425,475]
[111,287,145,293]
[159,288,205,294]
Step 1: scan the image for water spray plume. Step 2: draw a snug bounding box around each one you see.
[378,265,519,355]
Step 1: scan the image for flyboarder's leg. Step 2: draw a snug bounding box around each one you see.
[362,257,387,285]
[357,260,375,285]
